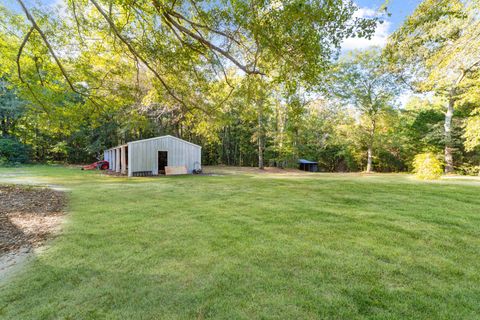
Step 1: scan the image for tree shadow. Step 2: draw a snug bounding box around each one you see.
[0,215,29,254]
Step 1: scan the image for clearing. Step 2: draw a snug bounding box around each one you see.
[0,166,479,319]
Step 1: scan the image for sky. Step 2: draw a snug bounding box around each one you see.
[342,0,422,51]
[341,0,423,107]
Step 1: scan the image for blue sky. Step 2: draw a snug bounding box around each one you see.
[357,0,421,30]
[342,0,422,50]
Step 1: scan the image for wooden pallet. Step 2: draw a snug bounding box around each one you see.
[165,166,188,175]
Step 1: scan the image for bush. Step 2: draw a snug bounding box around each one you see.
[0,156,8,166]
[413,153,443,180]
[457,164,480,176]
[0,137,30,165]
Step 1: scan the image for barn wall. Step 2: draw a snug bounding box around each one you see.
[104,149,115,170]
[111,150,116,171]
[127,136,201,176]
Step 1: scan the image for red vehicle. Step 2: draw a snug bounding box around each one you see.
[81,160,109,170]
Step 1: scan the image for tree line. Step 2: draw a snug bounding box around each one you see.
[0,0,479,174]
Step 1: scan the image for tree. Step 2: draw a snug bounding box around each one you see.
[11,0,379,106]
[0,77,24,137]
[5,0,381,168]
[329,47,399,172]
[385,0,480,173]
[461,70,480,153]
[464,111,480,152]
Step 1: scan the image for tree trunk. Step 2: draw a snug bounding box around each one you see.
[444,97,455,174]
[366,146,373,173]
[258,106,264,169]
[258,140,264,169]
[253,75,265,170]
[1,117,6,137]
[366,118,376,173]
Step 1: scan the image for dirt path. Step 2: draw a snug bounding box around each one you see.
[202,165,312,175]
[0,246,34,282]
[0,185,66,281]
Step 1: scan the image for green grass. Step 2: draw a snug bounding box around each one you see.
[1,166,480,319]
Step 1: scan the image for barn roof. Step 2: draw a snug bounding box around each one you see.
[298,159,318,164]
[105,135,201,151]
[128,135,201,148]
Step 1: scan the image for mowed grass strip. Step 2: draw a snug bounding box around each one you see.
[0,166,479,319]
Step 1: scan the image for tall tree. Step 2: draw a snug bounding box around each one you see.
[329,47,399,172]
[461,70,480,154]
[385,0,480,173]
[0,77,24,137]
[12,0,379,106]
[6,0,381,168]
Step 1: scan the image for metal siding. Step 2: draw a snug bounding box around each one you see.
[128,136,201,174]
[128,144,132,176]
[115,148,120,172]
[106,135,201,175]
[110,150,114,169]
[111,150,116,171]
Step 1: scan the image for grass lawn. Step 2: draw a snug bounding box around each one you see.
[1,166,480,319]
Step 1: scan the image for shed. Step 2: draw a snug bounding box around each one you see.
[103,135,201,177]
[298,159,318,172]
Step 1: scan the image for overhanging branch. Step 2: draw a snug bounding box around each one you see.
[16,26,49,112]
[16,0,103,109]
[17,0,77,93]
[89,0,208,115]
[153,1,263,76]
[16,26,33,84]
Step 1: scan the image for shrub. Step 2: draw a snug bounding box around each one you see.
[457,164,480,176]
[0,137,30,165]
[413,153,443,180]
[0,156,8,166]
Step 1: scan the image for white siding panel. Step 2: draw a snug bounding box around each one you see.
[128,145,132,176]
[124,135,201,176]
[111,150,116,171]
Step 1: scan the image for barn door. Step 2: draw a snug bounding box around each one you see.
[158,151,168,174]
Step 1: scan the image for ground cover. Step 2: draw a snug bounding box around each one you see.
[0,166,479,319]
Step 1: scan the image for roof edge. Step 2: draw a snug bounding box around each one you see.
[127,135,201,148]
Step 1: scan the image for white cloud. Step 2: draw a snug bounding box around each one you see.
[398,92,412,108]
[341,7,391,51]
[356,7,377,17]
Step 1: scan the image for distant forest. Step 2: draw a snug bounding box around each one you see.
[1,0,479,174]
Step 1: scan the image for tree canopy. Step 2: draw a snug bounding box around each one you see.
[0,0,479,175]
[329,47,400,172]
[385,0,480,172]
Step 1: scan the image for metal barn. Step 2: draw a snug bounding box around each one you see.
[298,159,318,172]
[103,135,201,177]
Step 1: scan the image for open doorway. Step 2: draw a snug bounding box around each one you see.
[158,151,168,175]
